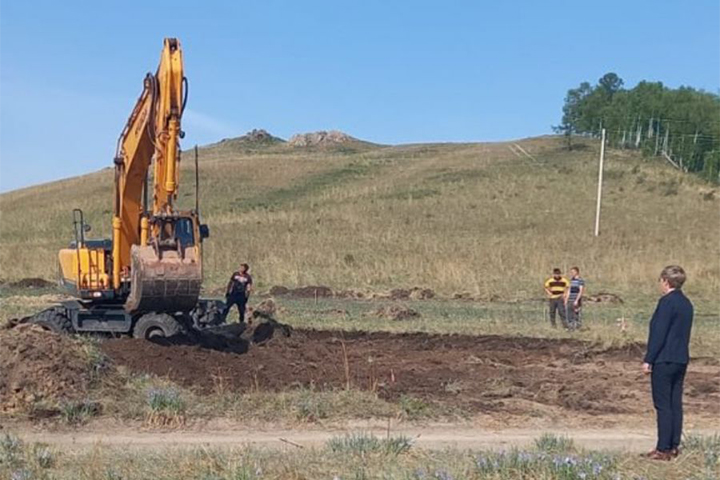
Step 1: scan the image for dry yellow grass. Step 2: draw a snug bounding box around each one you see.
[1,136,717,305]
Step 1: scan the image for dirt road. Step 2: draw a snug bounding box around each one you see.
[9,424,719,452]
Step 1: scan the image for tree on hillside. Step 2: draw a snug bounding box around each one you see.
[598,72,624,96]
[556,73,720,182]
[553,82,593,150]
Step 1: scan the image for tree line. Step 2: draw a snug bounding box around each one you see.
[555,73,720,182]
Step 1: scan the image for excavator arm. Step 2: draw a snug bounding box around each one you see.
[113,38,185,287]
[111,38,202,312]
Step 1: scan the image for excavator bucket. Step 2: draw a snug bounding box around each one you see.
[125,245,202,313]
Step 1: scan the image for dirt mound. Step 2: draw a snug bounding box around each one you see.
[252,298,278,316]
[8,278,55,289]
[372,305,421,321]
[269,285,334,298]
[101,329,720,417]
[316,308,350,317]
[288,130,358,147]
[387,287,436,300]
[452,292,474,300]
[587,292,624,304]
[334,289,366,299]
[0,325,92,412]
[268,286,291,296]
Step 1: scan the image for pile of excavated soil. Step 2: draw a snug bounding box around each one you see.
[386,287,436,300]
[0,325,91,412]
[265,285,439,301]
[586,292,624,304]
[100,329,720,417]
[269,285,334,298]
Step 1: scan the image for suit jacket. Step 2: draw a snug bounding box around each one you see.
[644,289,694,365]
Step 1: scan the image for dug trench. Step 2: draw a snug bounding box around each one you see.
[101,329,720,418]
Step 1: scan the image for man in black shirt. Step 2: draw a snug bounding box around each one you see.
[223,263,253,324]
[642,265,694,461]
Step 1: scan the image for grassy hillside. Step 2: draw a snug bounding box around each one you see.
[0,135,717,305]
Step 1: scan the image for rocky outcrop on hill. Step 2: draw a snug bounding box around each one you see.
[216,129,284,148]
[288,130,359,147]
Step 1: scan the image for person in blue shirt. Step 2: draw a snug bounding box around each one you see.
[563,266,585,330]
[642,265,694,461]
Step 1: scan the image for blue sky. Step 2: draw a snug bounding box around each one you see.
[1,1,718,192]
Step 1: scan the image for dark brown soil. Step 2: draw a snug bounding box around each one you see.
[388,288,436,300]
[268,285,334,298]
[8,278,55,288]
[0,325,92,412]
[101,329,720,416]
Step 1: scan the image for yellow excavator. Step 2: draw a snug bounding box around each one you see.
[29,38,224,339]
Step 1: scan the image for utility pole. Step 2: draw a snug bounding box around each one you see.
[594,128,606,237]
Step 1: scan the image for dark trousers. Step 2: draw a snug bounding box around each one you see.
[566,297,582,329]
[651,362,687,451]
[223,295,248,323]
[548,298,566,327]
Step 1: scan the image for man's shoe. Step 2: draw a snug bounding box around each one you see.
[646,450,672,461]
[670,447,680,458]
[640,449,658,458]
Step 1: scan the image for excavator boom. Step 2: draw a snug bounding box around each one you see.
[110,38,201,312]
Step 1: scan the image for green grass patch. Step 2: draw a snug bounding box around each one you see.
[326,432,414,456]
[534,433,576,453]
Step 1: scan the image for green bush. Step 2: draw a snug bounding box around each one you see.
[534,433,576,453]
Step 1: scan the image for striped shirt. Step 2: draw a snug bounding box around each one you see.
[568,277,585,299]
[544,276,569,299]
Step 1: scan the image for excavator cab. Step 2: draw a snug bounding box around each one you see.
[58,209,113,300]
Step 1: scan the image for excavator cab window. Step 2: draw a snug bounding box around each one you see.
[155,217,195,249]
[175,218,195,247]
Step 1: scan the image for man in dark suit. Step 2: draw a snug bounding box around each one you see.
[642,265,694,461]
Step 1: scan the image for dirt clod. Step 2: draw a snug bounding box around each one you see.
[252,299,277,317]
